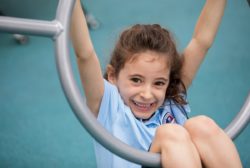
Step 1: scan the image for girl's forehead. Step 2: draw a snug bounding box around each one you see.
[122,51,171,76]
[127,51,170,68]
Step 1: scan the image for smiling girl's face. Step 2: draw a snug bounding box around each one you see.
[108,51,170,119]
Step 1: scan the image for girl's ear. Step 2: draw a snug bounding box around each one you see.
[106,64,117,84]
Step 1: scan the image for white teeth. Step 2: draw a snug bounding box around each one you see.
[134,101,152,108]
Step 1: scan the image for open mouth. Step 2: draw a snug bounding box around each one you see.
[132,100,156,112]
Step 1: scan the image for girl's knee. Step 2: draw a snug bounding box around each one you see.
[150,124,191,153]
[155,124,190,144]
[184,115,222,139]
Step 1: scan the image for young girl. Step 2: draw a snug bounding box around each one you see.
[71,0,242,167]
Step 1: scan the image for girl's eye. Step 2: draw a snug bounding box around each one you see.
[154,81,166,86]
[130,78,142,83]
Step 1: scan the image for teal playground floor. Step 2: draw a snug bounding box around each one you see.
[0,0,249,167]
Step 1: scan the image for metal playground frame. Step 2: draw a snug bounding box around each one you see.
[0,0,249,167]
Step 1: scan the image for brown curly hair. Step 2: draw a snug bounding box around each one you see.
[104,24,187,105]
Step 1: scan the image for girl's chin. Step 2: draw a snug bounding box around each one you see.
[132,111,154,120]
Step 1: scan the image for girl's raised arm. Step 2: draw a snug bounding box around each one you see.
[71,0,104,117]
[181,0,227,89]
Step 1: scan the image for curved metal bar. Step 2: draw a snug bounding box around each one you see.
[53,0,161,167]
[225,93,250,140]
[0,0,249,167]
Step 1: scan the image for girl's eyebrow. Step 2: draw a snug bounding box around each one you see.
[155,78,169,82]
[129,74,169,81]
[129,74,144,78]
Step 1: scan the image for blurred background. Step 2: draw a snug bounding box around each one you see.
[0,0,249,167]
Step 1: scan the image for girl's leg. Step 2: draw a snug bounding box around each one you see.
[184,115,242,168]
[148,124,202,168]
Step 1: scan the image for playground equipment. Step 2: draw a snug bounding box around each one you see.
[0,0,249,167]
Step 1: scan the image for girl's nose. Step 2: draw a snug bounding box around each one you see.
[140,85,153,100]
